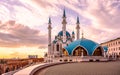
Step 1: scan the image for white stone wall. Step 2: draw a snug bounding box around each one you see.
[101,38,120,56]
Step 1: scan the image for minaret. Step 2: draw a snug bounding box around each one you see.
[72,31,75,41]
[48,17,52,55]
[76,16,80,40]
[62,9,67,43]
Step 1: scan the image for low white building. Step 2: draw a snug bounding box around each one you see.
[101,38,120,57]
[28,55,38,59]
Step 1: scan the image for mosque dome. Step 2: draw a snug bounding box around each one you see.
[72,31,75,35]
[64,38,104,55]
[58,31,71,37]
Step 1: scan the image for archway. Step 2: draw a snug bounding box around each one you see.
[93,47,103,56]
[12,66,15,70]
[5,67,10,72]
[72,46,87,56]
[62,48,69,56]
[56,44,59,51]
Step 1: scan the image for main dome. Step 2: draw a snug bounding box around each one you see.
[58,31,71,37]
[64,38,102,55]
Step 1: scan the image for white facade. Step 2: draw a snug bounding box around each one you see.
[101,38,120,57]
[48,17,52,55]
[47,10,79,57]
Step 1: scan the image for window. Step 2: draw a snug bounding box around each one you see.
[56,44,59,51]
[113,43,115,45]
[119,47,120,50]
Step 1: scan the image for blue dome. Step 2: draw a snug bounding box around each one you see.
[64,38,100,55]
[72,31,75,34]
[58,31,70,37]
[103,46,108,52]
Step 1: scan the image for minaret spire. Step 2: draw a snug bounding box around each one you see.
[76,16,80,40]
[48,17,51,24]
[62,9,67,43]
[63,9,66,18]
[48,17,52,55]
[77,16,80,24]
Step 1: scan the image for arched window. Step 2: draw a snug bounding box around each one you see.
[56,44,59,51]
[62,48,69,56]
[72,46,87,56]
[93,47,103,56]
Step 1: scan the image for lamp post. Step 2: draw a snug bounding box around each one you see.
[104,51,106,58]
[81,49,83,58]
[112,52,114,59]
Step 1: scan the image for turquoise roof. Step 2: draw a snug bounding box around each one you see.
[103,46,108,52]
[58,31,71,37]
[53,40,57,43]
[72,31,75,34]
[64,38,100,55]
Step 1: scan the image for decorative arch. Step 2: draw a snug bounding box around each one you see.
[56,44,59,51]
[62,48,69,56]
[72,46,88,56]
[92,46,103,56]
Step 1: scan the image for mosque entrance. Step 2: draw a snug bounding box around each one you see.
[93,47,103,56]
[62,48,69,56]
[72,46,87,56]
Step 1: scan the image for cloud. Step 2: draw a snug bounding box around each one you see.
[0,0,120,46]
[56,0,120,43]
[0,21,48,48]
[80,0,120,42]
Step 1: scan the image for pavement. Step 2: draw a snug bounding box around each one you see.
[34,61,120,75]
[13,63,46,75]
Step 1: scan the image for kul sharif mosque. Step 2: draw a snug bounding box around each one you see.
[45,9,108,62]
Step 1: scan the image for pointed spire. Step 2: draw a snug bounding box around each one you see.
[63,9,66,18]
[48,17,51,24]
[76,16,80,24]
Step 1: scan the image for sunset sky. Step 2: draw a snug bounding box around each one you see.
[0,0,120,59]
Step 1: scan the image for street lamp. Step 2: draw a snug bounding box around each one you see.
[81,49,83,58]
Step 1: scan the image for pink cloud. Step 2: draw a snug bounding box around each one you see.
[0,20,48,48]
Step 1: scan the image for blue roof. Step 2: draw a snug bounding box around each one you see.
[103,46,108,52]
[72,31,75,34]
[58,31,71,37]
[64,38,100,55]
[53,40,57,43]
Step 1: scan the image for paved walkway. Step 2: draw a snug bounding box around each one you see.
[35,62,120,75]
[14,63,46,75]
